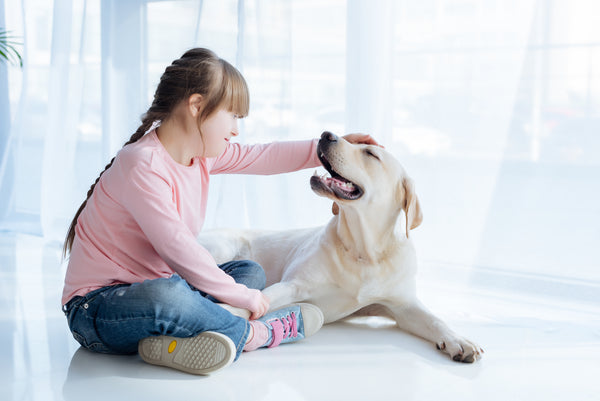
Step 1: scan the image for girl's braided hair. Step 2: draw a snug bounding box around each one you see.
[63,48,249,257]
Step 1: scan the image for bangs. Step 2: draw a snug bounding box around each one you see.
[221,60,250,118]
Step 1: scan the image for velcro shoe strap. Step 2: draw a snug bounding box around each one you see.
[267,319,284,348]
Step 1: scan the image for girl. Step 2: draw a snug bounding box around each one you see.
[61,48,379,375]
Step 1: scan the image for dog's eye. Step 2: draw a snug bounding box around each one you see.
[364,149,380,160]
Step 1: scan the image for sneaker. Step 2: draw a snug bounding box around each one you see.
[258,303,324,348]
[138,331,235,375]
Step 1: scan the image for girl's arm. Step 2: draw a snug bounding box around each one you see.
[208,139,320,175]
[115,160,264,312]
[207,134,382,175]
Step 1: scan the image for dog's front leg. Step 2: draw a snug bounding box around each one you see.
[218,282,308,318]
[217,303,251,320]
[384,300,483,363]
[263,281,306,311]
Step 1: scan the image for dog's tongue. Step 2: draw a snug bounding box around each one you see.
[327,177,355,191]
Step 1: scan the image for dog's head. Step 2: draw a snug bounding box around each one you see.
[310,131,423,238]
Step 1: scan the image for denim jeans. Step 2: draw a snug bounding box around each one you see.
[63,260,266,360]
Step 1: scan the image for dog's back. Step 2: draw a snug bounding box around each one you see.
[199,226,323,284]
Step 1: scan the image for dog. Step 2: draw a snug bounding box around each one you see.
[199,131,483,362]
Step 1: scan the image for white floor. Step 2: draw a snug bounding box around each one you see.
[1,233,599,401]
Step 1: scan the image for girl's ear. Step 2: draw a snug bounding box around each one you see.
[188,94,204,117]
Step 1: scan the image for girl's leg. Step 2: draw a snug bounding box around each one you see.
[219,260,266,290]
[66,275,251,358]
[65,264,324,375]
[199,260,266,303]
[199,260,265,319]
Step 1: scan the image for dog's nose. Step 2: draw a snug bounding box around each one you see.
[321,131,338,143]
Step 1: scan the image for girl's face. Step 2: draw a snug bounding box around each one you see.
[198,108,240,157]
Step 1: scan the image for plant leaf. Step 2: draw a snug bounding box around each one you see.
[0,27,23,67]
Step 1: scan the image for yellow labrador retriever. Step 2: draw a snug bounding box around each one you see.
[199,132,483,363]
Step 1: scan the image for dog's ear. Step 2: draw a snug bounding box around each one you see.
[331,202,339,215]
[401,177,423,238]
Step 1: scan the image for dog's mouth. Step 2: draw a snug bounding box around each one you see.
[310,151,364,201]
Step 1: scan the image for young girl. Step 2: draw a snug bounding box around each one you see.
[62,48,379,375]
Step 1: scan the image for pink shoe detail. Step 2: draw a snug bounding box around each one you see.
[267,312,298,348]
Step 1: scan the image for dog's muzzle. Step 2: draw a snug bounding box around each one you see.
[311,132,363,201]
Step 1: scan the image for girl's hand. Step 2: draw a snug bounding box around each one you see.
[250,292,270,320]
[342,133,384,148]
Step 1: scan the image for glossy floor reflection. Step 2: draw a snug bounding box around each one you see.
[1,233,599,401]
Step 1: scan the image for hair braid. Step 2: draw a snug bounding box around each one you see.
[62,47,249,259]
[62,111,163,258]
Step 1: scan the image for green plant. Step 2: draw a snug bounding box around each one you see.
[0,28,22,67]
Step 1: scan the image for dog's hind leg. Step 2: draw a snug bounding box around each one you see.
[351,304,396,320]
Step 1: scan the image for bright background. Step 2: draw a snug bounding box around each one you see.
[2,0,599,284]
[1,1,599,400]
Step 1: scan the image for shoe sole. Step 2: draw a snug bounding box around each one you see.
[138,331,235,375]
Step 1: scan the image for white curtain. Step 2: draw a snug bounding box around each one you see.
[2,0,599,291]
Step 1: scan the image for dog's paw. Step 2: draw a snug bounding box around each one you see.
[436,335,484,363]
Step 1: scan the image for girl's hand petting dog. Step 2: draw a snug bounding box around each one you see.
[342,133,384,148]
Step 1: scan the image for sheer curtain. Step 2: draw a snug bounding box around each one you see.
[1,0,599,292]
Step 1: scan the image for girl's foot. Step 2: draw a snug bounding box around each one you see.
[138,331,235,375]
[244,303,324,351]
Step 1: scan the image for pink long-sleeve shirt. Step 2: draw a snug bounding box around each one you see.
[62,130,320,312]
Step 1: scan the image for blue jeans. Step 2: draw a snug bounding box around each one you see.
[63,260,266,361]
